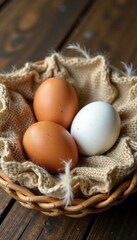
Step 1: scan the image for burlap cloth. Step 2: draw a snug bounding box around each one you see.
[0,49,137,204]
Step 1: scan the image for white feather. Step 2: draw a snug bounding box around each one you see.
[47,48,58,56]
[121,62,137,77]
[59,160,73,206]
[67,43,91,59]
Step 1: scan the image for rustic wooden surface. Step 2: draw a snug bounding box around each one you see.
[0,0,137,239]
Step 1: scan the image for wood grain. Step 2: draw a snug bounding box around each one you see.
[0,202,48,240]
[86,193,137,240]
[0,200,95,240]
[0,0,92,71]
[37,215,95,240]
[0,0,9,6]
[63,0,137,68]
[0,189,14,222]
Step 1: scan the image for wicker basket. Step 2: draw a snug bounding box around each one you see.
[0,58,137,218]
[1,168,137,218]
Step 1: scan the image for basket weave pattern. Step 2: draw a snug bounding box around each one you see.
[1,169,137,217]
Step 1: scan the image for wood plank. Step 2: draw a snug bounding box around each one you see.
[0,189,14,222]
[0,0,93,71]
[20,215,95,240]
[0,189,11,218]
[131,45,137,64]
[0,200,95,240]
[36,215,94,240]
[63,0,137,68]
[87,193,137,240]
[0,202,48,240]
[0,0,9,6]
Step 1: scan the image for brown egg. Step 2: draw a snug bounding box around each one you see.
[23,121,78,173]
[33,77,78,129]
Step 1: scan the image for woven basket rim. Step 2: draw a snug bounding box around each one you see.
[1,169,137,217]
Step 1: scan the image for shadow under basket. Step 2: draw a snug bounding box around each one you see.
[0,51,137,218]
[0,169,137,218]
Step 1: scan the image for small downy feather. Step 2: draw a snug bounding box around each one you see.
[59,160,73,206]
[121,62,137,77]
[67,43,91,59]
[47,48,59,56]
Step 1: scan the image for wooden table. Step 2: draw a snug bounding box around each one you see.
[0,0,137,239]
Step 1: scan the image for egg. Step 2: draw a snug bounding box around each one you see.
[70,101,121,156]
[33,77,78,129]
[23,121,78,173]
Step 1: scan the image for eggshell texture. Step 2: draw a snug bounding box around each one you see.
[33,77,78,129]
[23,121,78,173]
[70,101,121,156]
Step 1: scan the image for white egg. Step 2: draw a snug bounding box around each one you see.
[70,101,121,156]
